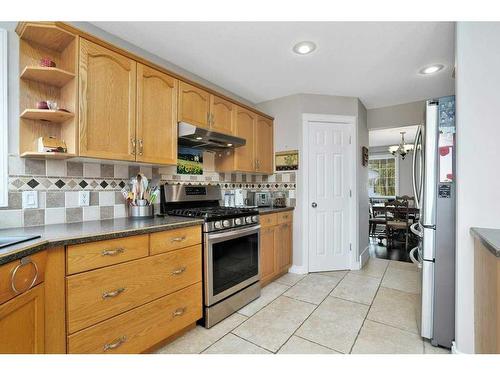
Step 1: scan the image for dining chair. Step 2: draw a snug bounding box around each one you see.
[384,198,410,251]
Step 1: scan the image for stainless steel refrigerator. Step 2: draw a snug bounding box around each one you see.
[410,96,455,348]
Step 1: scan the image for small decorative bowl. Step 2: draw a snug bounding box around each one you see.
[40,58,56,68]
[36,101,49,109]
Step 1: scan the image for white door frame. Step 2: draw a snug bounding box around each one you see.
[301,113,358,272]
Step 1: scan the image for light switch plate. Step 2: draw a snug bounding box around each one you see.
[78,191,90,206]
[22,191,38,209]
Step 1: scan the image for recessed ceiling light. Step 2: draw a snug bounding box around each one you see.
[293,41,316,55]
[227,143,233,147]
[195,137,203,140]
[419,64,445,75]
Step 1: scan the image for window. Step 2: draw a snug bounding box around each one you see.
[368,154,399,198]
[0,28,7,207]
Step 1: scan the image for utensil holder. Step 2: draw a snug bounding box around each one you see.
[128,205,154,219]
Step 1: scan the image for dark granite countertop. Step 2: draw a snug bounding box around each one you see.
[258,207,295,215]
[471,227,500,257]
[0,216,204,266]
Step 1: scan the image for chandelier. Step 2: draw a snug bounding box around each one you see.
[388,131,414,160]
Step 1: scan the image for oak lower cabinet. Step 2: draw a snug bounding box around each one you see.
[0,284,45,354]
[260,211,293,286]
[65,225,203,354]
[79,38,137,161]
[0,252,48,354]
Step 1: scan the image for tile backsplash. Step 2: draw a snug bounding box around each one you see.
[1,156,297,228]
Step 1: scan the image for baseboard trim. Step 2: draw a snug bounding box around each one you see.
[358,245,370,270]
[288,265,308,274]
[451,341,464,354]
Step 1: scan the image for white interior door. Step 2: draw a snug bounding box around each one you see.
[308,121,353,272]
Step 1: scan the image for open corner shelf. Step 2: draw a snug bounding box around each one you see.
[20,151,76,160]
[17,22,75,52]
[20,66,75,88]
[20,109,74,123]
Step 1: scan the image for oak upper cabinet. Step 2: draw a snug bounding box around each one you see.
[234,106,256,172]
[136,64,178,165]
[178,81,210,129]
[0,284,45,354]
[79,39,137,160]
[255,116,274,174]
[210,95,235,135]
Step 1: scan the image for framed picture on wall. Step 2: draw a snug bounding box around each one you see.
[177,146,203,175]
[362,146,369,167]
[275,150,299,171]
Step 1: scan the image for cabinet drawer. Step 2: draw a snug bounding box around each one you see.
[260,213,277,228]
[66,235,149,275]
[66,244,201,334]
[68,282,202,354]
[150,225,201,255]
[277,211,293,224]
[0,251,46,305]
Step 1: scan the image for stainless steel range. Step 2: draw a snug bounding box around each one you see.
[160,184,261,328]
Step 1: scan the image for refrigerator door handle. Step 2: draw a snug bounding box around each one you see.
[409,246,422,269]
[412,125,422,209]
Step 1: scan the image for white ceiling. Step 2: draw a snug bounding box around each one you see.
[369,125,419,147]
[92,22,455,108]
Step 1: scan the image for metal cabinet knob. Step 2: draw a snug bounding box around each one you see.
[311,202,317,208]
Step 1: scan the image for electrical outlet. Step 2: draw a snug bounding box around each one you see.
[79,191,90,207]
[22,191,38,209]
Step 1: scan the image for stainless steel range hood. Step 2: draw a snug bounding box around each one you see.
[178,122,246,151]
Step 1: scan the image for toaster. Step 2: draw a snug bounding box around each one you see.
[248,191,272,207]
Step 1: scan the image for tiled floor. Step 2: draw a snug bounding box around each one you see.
[156,257,450,354]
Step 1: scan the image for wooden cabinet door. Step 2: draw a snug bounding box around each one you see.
[0,284,45,354]
[260,226,276,286]
[234,106,256,172]
[255,116,274,174]
[178,81,210,128]
[210,95,234,135]
[136,64,178,165]
[276,223,293,273]
[79,39,137,160]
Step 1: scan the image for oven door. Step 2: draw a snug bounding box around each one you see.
[204,225,260,306]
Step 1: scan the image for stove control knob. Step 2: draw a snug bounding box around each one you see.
[223,220,231,228]
[235,218,242,226]
[214,221,223,229]
[245,216,252,224]
[251,215,258,223]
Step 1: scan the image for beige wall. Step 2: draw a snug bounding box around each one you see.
[367,100,425,130]
[258,94,369,271]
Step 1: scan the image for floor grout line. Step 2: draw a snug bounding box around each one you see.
[348,260,390,353]
[273,270,350,354]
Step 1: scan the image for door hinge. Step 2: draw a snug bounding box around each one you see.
[349,243,352,251]
[349,189,352,198]
[349,136,352,144]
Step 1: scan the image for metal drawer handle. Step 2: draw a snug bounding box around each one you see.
[102,287,126,299]
[172,307,186,317]
[10,257,39,294]
[171,266,187,275]
[103,336,127,352]
[170,236,186,243]
[101,248,125,256]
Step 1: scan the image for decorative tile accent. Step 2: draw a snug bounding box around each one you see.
[79,180,88,189]
[27,179,40,189]
[55,179,65,189]
[100,181,108,189]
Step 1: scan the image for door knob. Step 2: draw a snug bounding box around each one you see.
[311,202,317,208]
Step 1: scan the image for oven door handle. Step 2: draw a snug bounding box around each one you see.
[207,225,261,240]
